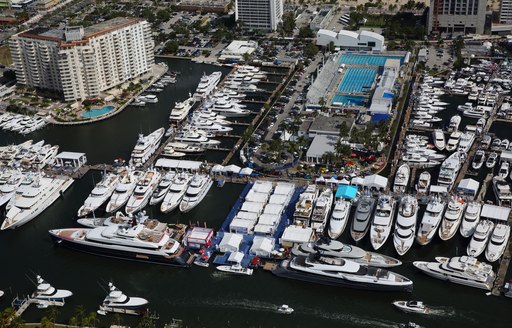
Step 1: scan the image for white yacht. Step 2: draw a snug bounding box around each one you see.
[129,128,165,167]
[498,162,510,179]
[216,264,253,276]
[446,131,462,152]
[437,152,462,191]
[393,195,418,256]
[491,138,502,151]
[448,115,461,132]
[106,170,142,213]
[169,96,194,122]
[173,129,220,147]
[161,145,186,158]
[179,174,213,213]
[432,129,445,150]
[415,171,431,194]
[193,71,222,100]
[293,184,319,226]
[467,220,494,257]
[416,197,446,246]
[99,283,149,315]
[160,173,192,213]
[0,169,23,207]
[460,202,482,238]
[310,188,334,232]
[392,301,430,315]
[328,199,351,239]
[350,195,375,242]
[486,152,498,169]
[457,132,475,153]
[32,275,73,302]
[501,139,510,151]
[125,170,161,215]
[370,195,396,251]
[188,119,233,135]
[33,145,59,170]
[486,224,511,263]
[393,163,410,193]
[205,98,251,117]
[471,150,485,170]
[143,94,158,103]
[149,171,176,206]
[1,175,74,230]
[77,172,119,217]
[413,256,495,290]
[167,142,204,154]
[438,198,467,241]
[481,135,492,149]
[493,176,512,207]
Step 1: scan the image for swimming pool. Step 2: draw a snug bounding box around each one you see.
[337,68,378,93]
[81,105,115,118]
[331,95,367,106]
[339,54,404,66]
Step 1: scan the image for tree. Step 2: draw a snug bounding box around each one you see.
[282,12,295,34]
[303,42,319,58]
[74,305,86,325]
[46,306,60,327]
[87,312,100,328]
[298,26,314,38]
[164,41,179,54]
[327,41,335,52]
[339,121,350,138]
[156,9,171,22]
[137,312,156,328]
[242,52,251,62]
[111,313,122,327]
[321,151,336,164]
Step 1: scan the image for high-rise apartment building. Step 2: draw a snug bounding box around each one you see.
[500,0,512,23]
[428,0,487,34]
[235,0,283,31]
[9,17,154,102]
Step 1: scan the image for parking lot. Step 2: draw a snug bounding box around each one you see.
[424,44,455,72]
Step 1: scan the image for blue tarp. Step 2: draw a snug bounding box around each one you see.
[335,185,358,199]
[371,113,391,122]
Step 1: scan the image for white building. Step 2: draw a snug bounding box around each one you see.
[316,29,384,52]
[219,40,258,62]
[235,0,283,31]
[501,0,512,24]
[10,17,154,102]
[369,58,401,114]
[428,0,487,35]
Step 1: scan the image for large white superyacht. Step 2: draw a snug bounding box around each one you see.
[179,174,213,213]
[438,198,467,241]
[459,202,482,238]
[77,172,119,217]
[350,194,375,242]
[370,195,396,250]
[393,163,410,193]
[486,224,511,263]
[293,184,319,227]
[193,71,222,101]
[393,195,418,256]
[467,220,494,257]
[416,197,446,246]
[0,169,23,207]
[129,128,165,167]
[160,173,192,213]
[105,170,143,213]
[125,170,161,215]
[169,96,194,122]
[310,188,333,232]
[437,151,462,191]
[328,199,351,239]
[149,171,176,206]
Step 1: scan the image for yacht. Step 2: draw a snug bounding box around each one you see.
[486,224,511,263]
[1,175,74,230]
[277,304,294,315]
[432,129,445,150]
[471,150,485,170]
[125,170,161,215]
[173,129,220,147]
[167,142,204,154]
[413,256,495,290]
[415,171,431,194]
[437,152,462,191]
[502,139,510,151]
[310,188,333,232]
[193,71,222,100]
[169,96,194,122]
[370,195,396,251]
[498,162,510,179]
[179,174,213,213]
[393,163,410,193]
[486,152,498,168]
[463,106,487,118]
[328,199,351,239]
[161,145,186,158]
[129,128,165,167]
[143,94,158,103]
[32,275,73,302]
[33,145,59,170]
[0,169,23,207]
[493,176,512,206]
[438,198,467,241]
[459,202,482,238]
[448,115,461,132]
[457,132,475,153]
[416,197,446,246]
[216,264,253,276]
[393,195,418,256]
[491,138,502,151]
[49,224,192,266]
[272,255,412,292]
[98,283,149,315]
[206,99,251,117]
[188,119,233,135]
[350,195,375,242]
[106,170,142,213]
[481,135,492,149]
[467,220,494,257]
[392,301,430,315]
[446,131,462,152]
[149,172,176,205]
[77,172,119,217]
[160,173,192,213]
[293,184,319,227]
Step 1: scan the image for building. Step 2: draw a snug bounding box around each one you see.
[369,58,401,114]
[38,0,61,10]
[235,0,283,31]
[305,134,339,163]
[428,0,487,35]
[175,0,230,14]
[219,40,258,62]
[501,0,512,24]
[417,48,428,62]
[310,5,335,32]
[308,115,353,138]
[316,29,384,52]
[10,17,154,102]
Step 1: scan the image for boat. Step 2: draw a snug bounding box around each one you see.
[493,176,512,207]
[1,175,74,230]
[129,128,165,167]
[216,264,253,275]
[370,195,396,251]
[77,172,119,217]
[393,195,418,256]
[392,301,430,314]
[125,170,161,215]
[161,145,186,158]
[173,129,220,147]
[169,96,194,122]
[105,170,143,213]
[272,255,412,292]
[457,132,475,153]
[448,115,461,132]
[188,119,233,135]
[486,152,498,168]
[486,224,511,262]
[498,162,510,179]
[459,202,482,238]
[149,172,176,205]
[328,199,351,239]
[0,169,23,207]
[49,224,192,266]
[179,174,213,213]
[167,142,204,154]
[277,304,294,314]
[446,131,462,152]
[415,171,430,194]
[143,94,158,103]
[310,188,333,232]
[416,197,446,246]
[432,129,445,150]
[293,184,319,227]
[438,198,467,241]
[205,98,251,117]
[32,275,73,302]
[491,138,502,151]
[393,163,410,193]
[437,152,462,191]
[350,195,375,242]
[413,256,495,290]
[502,139,510,151]
[471,150,485,170]
[98,283,149,315]
[193,71,222,100]
[481,135,492,149]
[160,173,192,213]
[467,220,494,257]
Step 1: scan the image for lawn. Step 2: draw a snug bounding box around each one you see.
[0,45,12,66]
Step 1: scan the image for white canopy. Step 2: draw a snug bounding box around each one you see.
[211,164,224,173]
[252,181,273,193]
[223,164,241,174]
[315,176,325,183]
[250,236,274,257]
[269,194,288,205]
[239,167,253,175]
[340,178,350,185]
[457,178,479,197]
[154,158,202,171]
[481,204,511,221]
[241,201,265,214]
[235,211,259,221]
[326,177,340,184]
[351,176,364,186]
[274,183,295,195]
[280,226,314,246]
[363,174,388,189]
[253,223,275,235]
[258,213,280,226]
[263,203,284,215]
[430,185,448,194]
[219,233,243,253]
[245,191,269,203]
[228,251,244,263]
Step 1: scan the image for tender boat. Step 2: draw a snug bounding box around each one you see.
[471,150,485,170]
[393,163,410,193]
[350,195,375,242]
[77,172,119,217]
[459,202,482,238]
[438,198,466,241]
[370,195,396,251]
[486,224,511,262]
[98,283,149,315]
[216,264,253,275]
[179,174,213,213]
[467,220,494,257]
[328,199,351,239]
[392,301,430,314]
[432,129,445,150]
[125,170,161,215]
[393,195,418,256]
[32,275,73,302]
[277,304,294,314]
[502,138,510,151]
[486,152,498,168]
[160,173,192,213]
[415,171,431,194]
[416,197,446,246]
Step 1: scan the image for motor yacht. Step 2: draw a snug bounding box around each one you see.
[438,198,467,241]
[437,152,462,191]
[106,170,142,213]
[392,301,430,315]
[160,173,192,213]
[293,184,319,226]
[493,176,512,206]
[457,132,475,153]
[0,169,23,207]
[370,195,396,251]
[129,128,165,167]
[188,119,233,135]
[481,135,492,149]
[415,171,431,194]
[149,171,176,206]
[77,172,119,217]
[498,162,510,179]
[467,220,494,257]
[350,194,375,242]
[98,283,149,315]
[179,174,212,213]
[32,275,73,302]
[393,163,410,193]
[432,129,445,151]
[169,96,194,122]
[328,199,351,239]
[161,145,186,158]
[471,150,485,170]
[491,138,502,151]
[277,304,294,315]
[216,264,253,276]
[486,152,498,168]
[448,115,461,132]
[173,129,221,147]
[446,131,462,152]
[486,224,511,263]
[193,71,222,100]
[459,202,482,238]
[167,142,204,154]
[310,188,333,232]
[393,195,418,256]
[416,197,446,246]
[125,170,161,215]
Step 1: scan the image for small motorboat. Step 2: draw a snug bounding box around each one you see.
[398,322,425,328]
[216,264,253,275]
[486,152,498,169]
[277,304,294,314]
[392,300,430,314]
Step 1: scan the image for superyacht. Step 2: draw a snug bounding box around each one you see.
[437,152,462,191]
[438,198,467,241]
[193,71,222,101]
[293,184,319,227]
[160,173,192,213]
[179,174,213,213]
[129,128,165,167]
[125,170,161,215]
[459,202,482,238]
[310,188,333,232]
[169,96,194,122]
[350,194,375,242]
[416,197,446,246]
[105,170,143,213]
[467,220,494,257]
[393,163,410,193]
[393,195,418,256]
[77,172,119,217]
[149,171,176,206]
[486,224,511,263]
[328,198,351,239]
[369,195,396,251]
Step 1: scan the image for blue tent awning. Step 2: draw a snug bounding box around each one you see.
[335,185,358,200]
[371,113,391,122]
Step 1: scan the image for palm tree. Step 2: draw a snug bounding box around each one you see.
[46,306,60,327]
[87,312,100,328]
[74,305,86,325]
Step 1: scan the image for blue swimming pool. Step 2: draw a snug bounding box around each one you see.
[337,68,378,93]
[81,105,115,118]
[339,54,404,66]
[331,95,367,106]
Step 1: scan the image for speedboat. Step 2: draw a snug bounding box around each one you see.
[370,195,396,251]
[328,199,351,239]
[77,172,119,217]
[486,224,511,262]
[471,150,485,170]
[99,283,149,315]
[432,129,445,150]
[149,171,176,205]
[493,176,512,207]
[350,195,375,242]
[446,131,462,152]
[310,188,334,232]
[32,275,73,302]
[216,263,253,275]
[393,163,410,193]
[438,198,466,241]
[467,220,494,257]
[459,202,482,238]
[160,173,192,213]
[393,195,418,256]
[491,138,502,151]
[125,170,161,215]
[179,174,213,213]
[498,162,510,179]
[277,304,294,314]
[415,171,430,194]
[486,152,498,168]
[416,197,446,246]
[105,170,143,213]
[392,301,430,314]
[502,139,510,151]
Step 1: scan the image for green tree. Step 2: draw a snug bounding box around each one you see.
[339,121,350,138]
[303,42,319,58]
[87,312,100,327]
[164,41,179,54]
[46,306,60,327]
[298,26,314,38]
[40,317,52,328]
[156,9,171,22]
[137,312,156,328]
[242,52,251,62]
[111,313,122,326]
[282,12,295,34]
[74,305,86,325]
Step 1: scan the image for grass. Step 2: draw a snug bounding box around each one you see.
[0,46,12,66]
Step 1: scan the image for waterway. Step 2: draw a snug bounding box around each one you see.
[0,59,510,328]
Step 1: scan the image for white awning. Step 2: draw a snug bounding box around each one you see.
[340,178,350,185]
[315,176,326,183]
[252,181,273,194]
[351,176,364,186]
[457,178,479,195]
[228,251,244,263]
[363,174,388,189]
[239,167,253,175]
[211,164,224,173]
[245,191,269,203]
[253,224,275,235]
[481,204,511,221]
[250,236,274,256]
[240,201,265,214]
[274,182,295,195]
[263,203,284,215]
[223,164,241,174]
[258,213,280,226]
[269,194,288,205]
[235,211,259,221]
[219,233,243,252]
[430,185,448,194]
[280,226,313,244]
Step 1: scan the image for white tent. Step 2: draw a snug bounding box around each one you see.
[258,213,280,226]
[219,233,243,252]
[269,194,288,205]
[239,167,253,175]
[228,251,244,263]
[481,204,511,221]
[456,178,479,198]
[245,190,269,203]
[250,236,275,257]
[252,181,273,194]
[363,174,388,190]
[263,203,284,215]
[223,164,241,174]
[241,201,265,214]
[351,176,364,186]
[315,176,326,183]
[280,226,314,247]
[235,211,259,221]
[274,183,295,195]
[211,164,224,173]
[326,177,340,184]
[229,218,257,234]
[254,223,275,235]
[340,178,350,185]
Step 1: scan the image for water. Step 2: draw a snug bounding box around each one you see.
[339,54,405,66]
[81,106,115,119]
[337,68,378,93]
[332,95,368,107]
[0,59,510,327]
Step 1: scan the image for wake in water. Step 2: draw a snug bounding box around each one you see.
[428,306,457,317]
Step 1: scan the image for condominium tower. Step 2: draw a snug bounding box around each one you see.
[9,17,154,101]
[235,0,283,31]
[427,0,487,35]
[500,0,512,24]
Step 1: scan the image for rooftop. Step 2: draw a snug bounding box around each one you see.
[309,115,351,134]
[306,134,339,158]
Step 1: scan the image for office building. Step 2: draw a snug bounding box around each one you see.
[428,0,487,35]
[235,0,283,31]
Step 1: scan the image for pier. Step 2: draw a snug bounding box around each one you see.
[492,226,512,296]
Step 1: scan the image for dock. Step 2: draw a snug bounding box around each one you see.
[492,226,512,296]
[12,296,66,319]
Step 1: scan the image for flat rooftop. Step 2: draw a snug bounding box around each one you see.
[309,115,353,134]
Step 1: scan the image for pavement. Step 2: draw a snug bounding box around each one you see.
[424,44,454,72]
